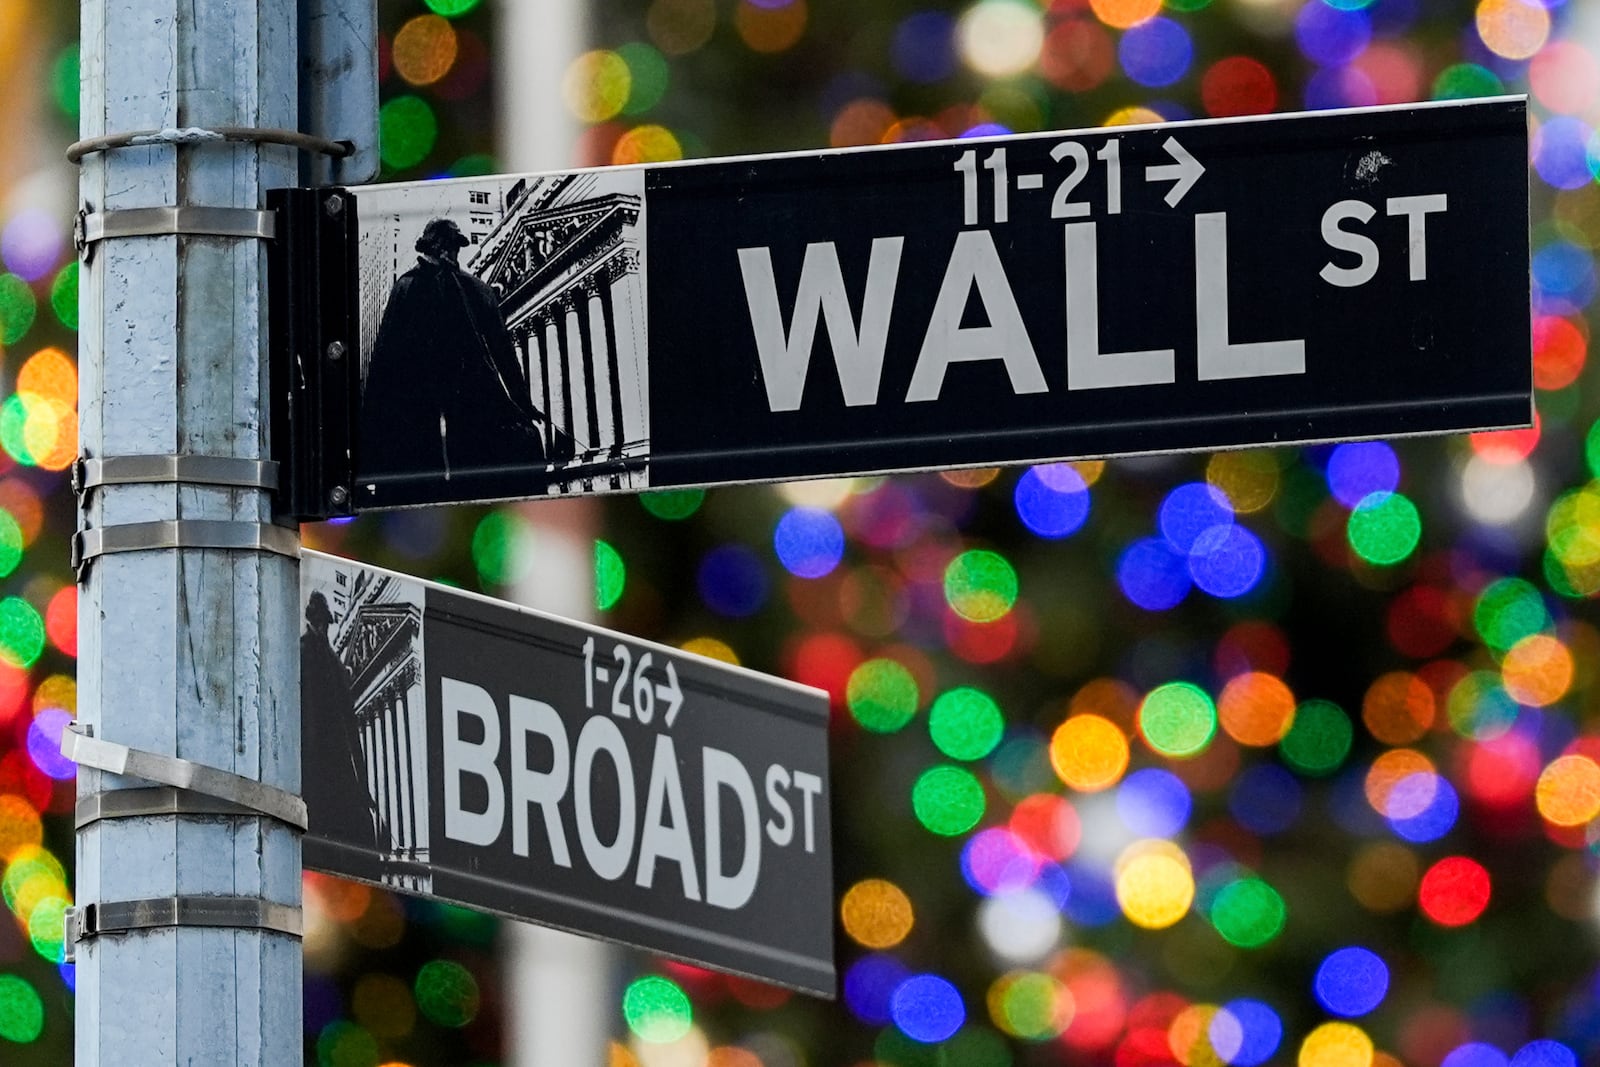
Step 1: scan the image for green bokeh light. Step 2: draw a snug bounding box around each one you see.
[1278,699,1352,776]
[1432,63,1504,100]
[1209,876,1286,948]
[847,657,919,733]
[640,488,705,520]
[1138,682,1217,758]
[52,45,80,119]
[425,0,483,14]
[622,975,692,1043]
[471,511,530,586]
[619,41,670,114]
[944,549,1018,623]
[1347,491,1421,565]
[1000,973,1062,1040]
[2,849,64,911]
[0,597,45,668]
[912,764,986,836]
[448,153,497,177]
[0,395,33,465]
[1474,576,1549,652]
[50,262,78,330]
[314,1020,379,1067]
[27,895,67,963]
[1586,420,1600,480]
[929,686,1004,761]
[1446,670,1519,740]
[0,273,37,346]
[0,510,23,578]
[0,974,43,1043]
[595,539,626,611]
[414,959,480,1028]
[379,95,439,170]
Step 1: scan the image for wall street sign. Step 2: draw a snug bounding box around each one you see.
[272,96,1530,518]
[298,550,835,995]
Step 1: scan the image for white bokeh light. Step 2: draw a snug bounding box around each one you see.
[1460,454,1536,525]
[978,886,1064,964]
[958,0,1045,78]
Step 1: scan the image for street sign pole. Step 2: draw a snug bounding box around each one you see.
[76,0,302,1061]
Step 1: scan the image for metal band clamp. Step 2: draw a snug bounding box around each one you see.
[75,206,276,257]
[75,785,271,829]
[64,897,302,961]
[61,724,308,832]
[72,518,300,581]
[67,125,354,165]
[73,454,280,495]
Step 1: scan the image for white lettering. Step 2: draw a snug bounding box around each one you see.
[792,770,823,854]
[906,229,1048,402]
[1319,199,1379,288]
[1195,212,1305,381]
[764,764,793,847]
[574,716,636,881]
[1386,194,1447,281]
[1065,221,1175,390]
[703,747,761,910]
[441,678,504,847]
[508,695,571,867]
[738,238,903,411]
[635,735,701,900]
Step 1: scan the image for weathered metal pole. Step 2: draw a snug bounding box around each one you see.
[76,0,302,1061]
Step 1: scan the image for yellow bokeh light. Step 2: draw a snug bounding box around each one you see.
[33,673,76,714]
[777,477,859,508]
[987,970,1074,1039]
[1535,753,1600,826]
[840,878,914,949]
[613,124,684,165]
[353,972,416,1040]
[1114,839,1194,929]
[1102,105,1166,127]
[0,793,42,861]
[706,1047,763,1067]
[1050,713,1129,792]
[1207,451,1279,513]
[18,347,76,407]
[735,0,808,54]
[392,14,458,87]
[563,50,633,124]
[940,468,1002,489]
[1500,634,1574,707]
[681,636,739,665]
[23,396,76,471]
[1090,0,1162,31]
[1217,671,1296,746]
[1475,0,1549,60]
[958,0,1045,78]
[1299,1021,1374,1067]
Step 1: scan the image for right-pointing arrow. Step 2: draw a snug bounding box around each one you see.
[1145,136,1205,207]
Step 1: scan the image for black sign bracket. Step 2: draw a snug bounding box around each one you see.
[267,185,360,521]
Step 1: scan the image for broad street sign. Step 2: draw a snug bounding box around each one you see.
[271,96,1530,518]
[298,550,835,995]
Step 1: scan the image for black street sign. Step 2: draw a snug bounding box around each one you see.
[272,97,1530,517]
[298,550,835,995]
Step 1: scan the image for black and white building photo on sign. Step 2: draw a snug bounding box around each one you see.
[354,168,650,509]
[301,552,432,895]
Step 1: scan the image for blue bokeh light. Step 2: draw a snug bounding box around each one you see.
[1295,3,1372,66]
[890,11,958,84]
[960,828,1042,896]
[26,706,76,780]
[1442,1043,1511,1067]
[1533,117,1596,191]
[1118,17,1192,88]
[890,974,966,1043]
[845,954,911,1026]
[1115,767,1192,838]
[774,506,845,578]
[1160,482,1234,553]
[1510,1040,1578,1067]
[1014,464,1090,538]
[1388,773,1459,843]
[1062,860,1120,926]
[1119,537,1192,610]
[1189,524,1266,599]
[1326,441,1400,508]
[1212,998,1283,1067]
[697,544,770,617]
[1314,946,1390,1017]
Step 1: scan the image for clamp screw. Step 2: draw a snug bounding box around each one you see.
[326,341,346,362]
[324,195,343,217]
[328,485,349,508]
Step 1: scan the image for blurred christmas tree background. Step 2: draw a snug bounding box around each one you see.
[4,0,1600,1064]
